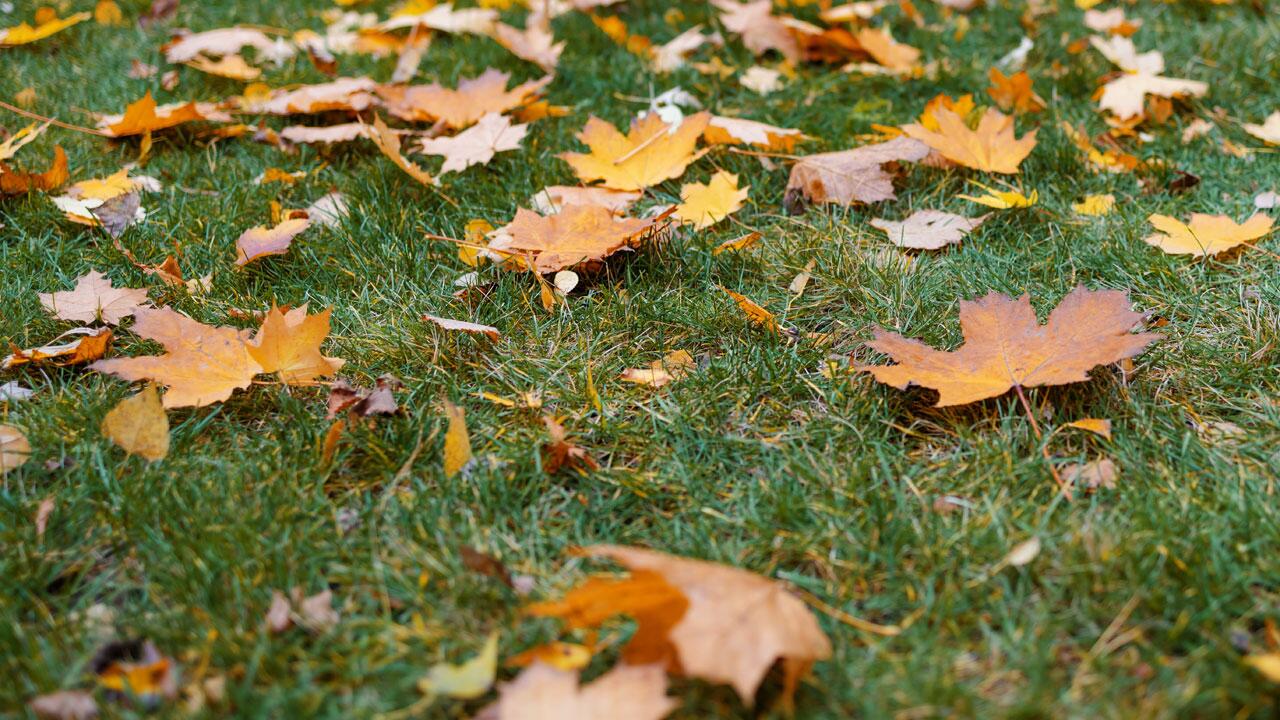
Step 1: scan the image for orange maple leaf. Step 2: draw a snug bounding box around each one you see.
[91,307,263,408]
[986,67,1046,114]
[246,305,345,384]
[0,146,68,194]
[859,286,1160,407]
[488,204,666,273]
[98,91,216,137]
[903,106,1037,174]
[559,112,710,191]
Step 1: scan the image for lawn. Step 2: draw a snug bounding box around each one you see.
[2,0,1280,717]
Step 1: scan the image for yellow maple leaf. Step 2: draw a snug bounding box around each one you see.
[559,112,710,191]
[488,204,665,274]
[91,308,263,408]
[1073,194,1115,216]
[903,106,1037,174]
[675,171,749,230]
[246,306,345,384]
[0,11,89,47]
[1144,213,1274,257]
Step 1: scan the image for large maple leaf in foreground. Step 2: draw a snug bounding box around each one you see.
[91,308,263,408]
[859,287,1160,407]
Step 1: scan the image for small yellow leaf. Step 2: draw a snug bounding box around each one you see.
[721,286,779,333]
[675,170,749,230]
[1245,653,1280,683]
[1073,194,1115,216]
[958,182,1038,209]
[443,401,472,478]
[94,0,124,26]
[101,384,170,461]
[418,632,498,699]
[713,231,761,255]
[1066,417,1112,440]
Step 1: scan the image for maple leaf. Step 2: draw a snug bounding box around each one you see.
[378,70,551,128]
[248,77,379,115]
[551,546,833,705]
[559,112,710,191]
[784,136,929,208]
[280,123,369,145]
[855,28,919,72]
[484,663,677,720]
[703,115,805,151]
[1242,110,1280,145]
[98,91,225,137]
[186,54,262,81]
[1089,36,1207,120]
[530,186,641,215]
[101,384,170,461]
[91,308,263,409]
[0,11,89,47]
[986,68,1045,113]
[246,306,345,384]
[493,14,564,73]
[379,3,497,34]
[675,171,749,230]
[1073,194,1115,216]
[870,210,989,250]
[903,106,1037,174]
[418,113,528,174]
[652,25,723,73]
[740,66,783,94]
[488,204,664,273]
[39,270,150,325]
[711,0,800,63]
[1143,213,1273,257]
[0,146,69,194]
[859,286,1161,407]
[235,217,312,266]
[541,416,598,474]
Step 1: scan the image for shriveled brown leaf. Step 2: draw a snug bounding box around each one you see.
[3,327,112,370]
[542,416,598,474]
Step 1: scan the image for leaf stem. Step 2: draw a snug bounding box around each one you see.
[0,100,111,137]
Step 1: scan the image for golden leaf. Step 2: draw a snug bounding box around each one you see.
[488,204,664,274]
[0,11,89,47]
[559,112,710,191]
[442,401,472,479]
[1144,212,1273,257]
[246,305,345,384]
[101,384,170,461]
[0,424,31,475]
[721,286,779,333]
[986,67,1046,113]
[903,106,1036,174]
[235,217,311,266]
[674,170,749,230]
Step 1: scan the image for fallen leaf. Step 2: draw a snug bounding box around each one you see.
[855,27,919,72]
[248,77,378,115]
[367,115,436,187]
[1084,7,1142,35]
[290,587,340,632]
[307,192,350,227]
[419,112,528,174]
[560,112,710,192]
[0,11,90,47]
[265,591,292,634]
[903,106,1037,174]
[460,545,514,588]
[1144,213,1273,257]
[530,186,642,215]
[1245,654,1280,683]
[621,350,696,388]
[986,67,1045,113]
[90,308,262,409]
[488,204,665,274]
[1090,37,1207,120]
[0,424,31,475]
[379,70,551,128]
[784,136,929,208]
[1256,191,1278,210]
[423,314,500,340]
[859,286,1161,407]
[100,384,169,461]
[235,217,311,266]
[1072,194,1115,216]
[326,375,402,418]
[958,182,1038,209]
[1003,537,1041,567]
[380,3,497,34]
[651,25,723,73]
[740,66,783,94]
[98,91,224,137]
[1061,457,1118,490]
[870,210,988,250]
[0,147,69,194]
[39,270,149,325]
[246,305,345,383]
[713,231,762,254]
[27,690,98,720]
[703,115,804,151]
[162,26,280,62]
[95,640,177,703]
[789,259,816,295]
[1242,110,1280,145]
[280,123,369,144]
[484,662,676,720]
[711,0,800,63]
[493,15,564,72]
[443,401,472,478]
[419,632,498,699]
[0,122,48,162]
[34,497,55,537]
[721,286,780,333]
[542,416,598,474]
[3,327,113,370]
[1,381,35,403]
[1066,417,1112,439]
[675,171,749,230]
[505,642,593,671]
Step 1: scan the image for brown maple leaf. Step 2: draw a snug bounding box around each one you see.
[903,106,1037,174]
[39,269,150,324]
[559,112,710,191]
[488,204,665,274]
[492,13,564,73]
[859,286,1161,407]
[378,70,551,128]
[784,136,929,209]
[481,663,676,720]
[91,307,263,408]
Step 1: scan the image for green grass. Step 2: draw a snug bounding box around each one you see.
[3,0,1280,717]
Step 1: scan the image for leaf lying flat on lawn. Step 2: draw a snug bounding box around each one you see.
[479,662,677,720]
[235,217,311,266]
[98,91,225,137]
[1143,212,1273,257]
[902,106,1037,174]
[0,424,31,475]
[101,384,169,461]
[674,170,748,230]
[379,70,551,128]
[488,204,664,274]
[418,112,528,174]
[870,210,989,250]
[39,270,150,325]
[784,136,928,208]
[246,305,345,383]
[559,112,710,192]
[91,308,262,409]
[3,327,112,370]
[859,286,1160,407]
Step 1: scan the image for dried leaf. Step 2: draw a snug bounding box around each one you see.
[541,416,598,474]
[559,112,710,191]
[1062,458,1118,490]
[1144,213,1273,257]
[418,113,528,174]
[290,587,340,633]
[529,186,641,215]
[162,26,279,62]
[443,401,472,478]
[3,327,113,370]
[98,91,224,137]
[280,123,368,145]
[986,68,1045,113]
[485,663,676,720]
[713,231,762,254]
[703,115,804,151]
[488,205,664,274]
[493,16,564,72]
[1073,194,1115,216]
[101,384,169,461]
[721,286,779,333]
[90,308,263,409]
[859,286,1160,407]
[423,315,500,340]
[903,106,1037,174]
[27,690,98,720]
[246,305,345,383]
[1003,537,1041,567]
[711,0,800,63]
[1066,417,1112,439]
[247,77,378,115]
[675,171,748,230]
[785,136,928,208]
[855,27,919,72]
[0,424,31,475]
[1242,111,1280,145]
[378,70,550,128]
[621,350,696,388]
[39,270,150,325]
[419,632,498,699]
[870,210,988,250]
[740,66,783,94]
[367,115,435,187]
[235,217,310,266]
[0,147,69,194]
